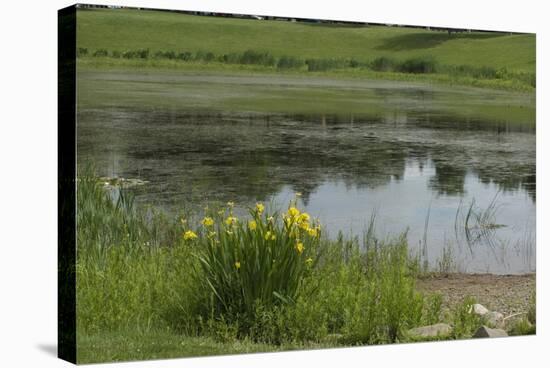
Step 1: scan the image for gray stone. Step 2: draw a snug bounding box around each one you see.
[485,311,505,328]
[470,303,489,316]
[408,323,452,338]
[473,326,508,338]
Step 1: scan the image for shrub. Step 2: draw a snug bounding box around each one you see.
[122,49,150,59]
[194,50,216,62]
[348,58,367,68]
[92,49,108,57]
[305,58,346,71]
[111,50,121,58]
[398,57,437,74]
[370,56,396,72]
[176,51,193,61]
[154,50,177,60]
[77,47,88,57]
[221,53,241,64]
[276,56,305,70]
[239,49,276,66]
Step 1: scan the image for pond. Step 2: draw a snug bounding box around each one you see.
[77,70,536,274]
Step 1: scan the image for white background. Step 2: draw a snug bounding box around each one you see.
[0,0,546,366]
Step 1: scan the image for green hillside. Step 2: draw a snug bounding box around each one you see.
[76,8,536,90]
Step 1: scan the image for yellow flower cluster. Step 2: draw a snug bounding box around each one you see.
[288,206,300,218]
[183,230,198,241]
[248,220,257,231]
[202,216,214,227]
[256,203,265,214]
[225,216,238,226]
[295,241,304,254]
[284,206,320,239]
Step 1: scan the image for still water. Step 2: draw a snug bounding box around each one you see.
[77,71,536,274]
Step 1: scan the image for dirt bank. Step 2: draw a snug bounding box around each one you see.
[417,273,535,317]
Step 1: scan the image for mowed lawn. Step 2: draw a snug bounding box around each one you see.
[77,8,535,73]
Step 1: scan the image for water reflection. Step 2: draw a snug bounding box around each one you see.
[77,108,536,273]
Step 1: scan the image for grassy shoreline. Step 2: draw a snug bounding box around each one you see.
[75,173,536,363]
[78,56,534,93]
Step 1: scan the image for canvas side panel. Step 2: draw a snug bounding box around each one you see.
[58,4,77,364]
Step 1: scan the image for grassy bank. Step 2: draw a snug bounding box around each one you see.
[75,172,535,363]
[76,8,535,91]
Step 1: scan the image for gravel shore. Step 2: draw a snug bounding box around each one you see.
[417,273,535,317]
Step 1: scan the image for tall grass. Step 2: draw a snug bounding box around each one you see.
[76,168,198,334]
[341,235,426,344]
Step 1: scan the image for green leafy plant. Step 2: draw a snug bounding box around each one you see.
[190,198,321,322]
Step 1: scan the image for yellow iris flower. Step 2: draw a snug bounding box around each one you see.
[255,203,265,214]
[183,230,198,240]
[288,207,300,218]
[225,216,237,226]
[297,213,310,224]
[202,217,214,227]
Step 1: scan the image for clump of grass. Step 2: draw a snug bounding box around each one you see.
[436,242,455,274]
[77,167,179,251]
[423,293,443,325]
[450,296,482,338]
[347,234,425,343]
[509,291,536,336]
